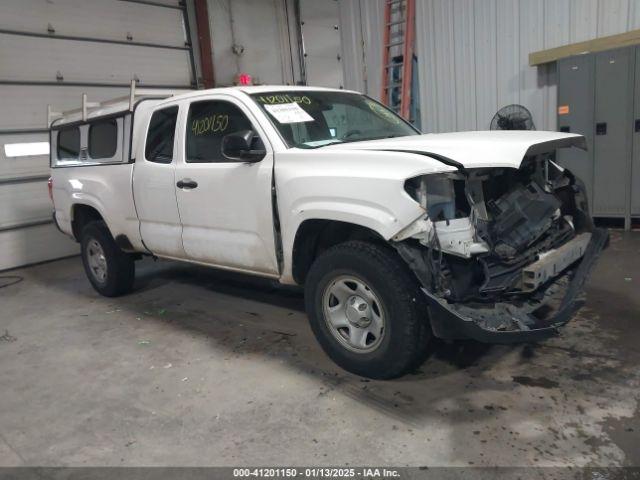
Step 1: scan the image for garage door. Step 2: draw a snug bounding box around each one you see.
[0,0,196,271]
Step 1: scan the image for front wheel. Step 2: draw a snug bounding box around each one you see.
[304,241,431,379]
[80,221,135,297]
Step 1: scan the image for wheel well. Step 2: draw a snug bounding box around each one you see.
[292,220,385,284]
[71,205,104,241]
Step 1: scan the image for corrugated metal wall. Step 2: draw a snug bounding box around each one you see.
[339,0,384,97]
[340,0,640,132]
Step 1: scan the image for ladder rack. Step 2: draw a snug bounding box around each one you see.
[47,80,179,127]
[380,0,415,121]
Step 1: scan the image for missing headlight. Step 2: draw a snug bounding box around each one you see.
[404,174,470,221]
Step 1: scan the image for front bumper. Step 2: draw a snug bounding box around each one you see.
[424,227,609,343]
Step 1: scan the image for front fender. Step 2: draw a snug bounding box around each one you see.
[273,149,458,284]
[279,190,425,284]
[289,198,417,240]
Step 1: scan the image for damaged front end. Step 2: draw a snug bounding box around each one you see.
[395,154,608,343]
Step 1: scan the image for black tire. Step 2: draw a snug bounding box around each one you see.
[304,240,431,379]
[80,221,135,297]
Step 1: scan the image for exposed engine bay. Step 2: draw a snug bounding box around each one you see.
[395,153,607,341]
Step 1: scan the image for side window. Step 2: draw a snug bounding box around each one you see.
[89,120,117,159]
[145,106,178,164]
[186,100,257,163]
[57,127,80,159]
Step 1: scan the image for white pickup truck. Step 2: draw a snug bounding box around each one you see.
[49,85,607,379]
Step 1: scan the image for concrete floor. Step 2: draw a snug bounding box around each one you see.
[0,231,638,468]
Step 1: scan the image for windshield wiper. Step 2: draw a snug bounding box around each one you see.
[301,134,404,149]
[341,134,403,143]
[294,139,343,149]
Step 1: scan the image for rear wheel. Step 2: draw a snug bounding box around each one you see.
[305,241,431,379]
[80,221,135,297]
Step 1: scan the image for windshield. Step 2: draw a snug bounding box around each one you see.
[249,91,419,148]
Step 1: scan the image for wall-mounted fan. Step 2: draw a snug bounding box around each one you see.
[490,105,536,130]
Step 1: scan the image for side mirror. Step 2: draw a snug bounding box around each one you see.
[221,130,266,162]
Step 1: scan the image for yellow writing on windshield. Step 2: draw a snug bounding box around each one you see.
[256,94,312,106]
[366,100,401,125]
[191,114,229,136]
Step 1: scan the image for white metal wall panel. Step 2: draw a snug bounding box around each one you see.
[545,0,571,48]
[0,133,49,180]
[0,85,129,130]
[339,0,366,92]
[597,0,629,36]
[300,0,343,88]
[340,0,640,133]
[496,0,520,110]
[0,34,191,86]
[570,0,598,42]
[541,0,569,132]
[359,0,384,99]
[432,0,457,132]
[207,0,237,86]
[229,0,287,85]
[0,224,78,272]
[302,23,342,65]
[207,0,287,86]
[0,0,187,48]
[629,0,640,29]
[140,0,183,5]
[519,0,545,130]
[0,0,194,270]
[453,0,476,131]
[303,0,343,25]
[415,0,439,131]
[473,0,498,129]
[0,182,52,229]
[307,57,344,89]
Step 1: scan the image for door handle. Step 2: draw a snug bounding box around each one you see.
[176,178,198,189]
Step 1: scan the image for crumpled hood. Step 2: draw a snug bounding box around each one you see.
[324,130,586,169]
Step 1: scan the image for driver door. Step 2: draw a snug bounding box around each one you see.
[174,96,279,276]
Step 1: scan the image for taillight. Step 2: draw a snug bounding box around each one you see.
[48,177,53,203]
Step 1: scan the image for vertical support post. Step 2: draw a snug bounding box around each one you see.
[400,0,415,120]
[293,0,307,85]
[129,79,136,111]
[82,93,88,122]
[194,0,215,88]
